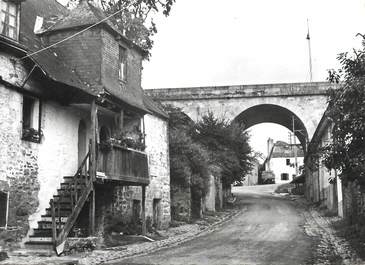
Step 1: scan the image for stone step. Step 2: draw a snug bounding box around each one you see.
[45,207,72,216]
[26,237,53,243]
[57,188,83,196]
[24,238,54,251]
[41,216,68,222]
[53,195,72,203]
[60,183,87,189]
[38,220,66,229]
[63,176,88,183]
[32,229,60,237]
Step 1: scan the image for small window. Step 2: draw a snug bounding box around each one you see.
[22,95,41,143]
[286,159,290,165]
[281,173,289,180]
[0,0,19,40]
[118,46,127,81]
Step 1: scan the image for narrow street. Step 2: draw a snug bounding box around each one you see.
[106,185,319,265]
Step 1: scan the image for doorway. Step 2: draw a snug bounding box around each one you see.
[153,199,161,229]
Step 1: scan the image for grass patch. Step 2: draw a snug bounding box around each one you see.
[332,219,365,259]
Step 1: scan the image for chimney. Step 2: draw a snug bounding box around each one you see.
[267,138,274,157]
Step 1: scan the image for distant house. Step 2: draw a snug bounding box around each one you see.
[263,138,304,184]
[0,0,170,254]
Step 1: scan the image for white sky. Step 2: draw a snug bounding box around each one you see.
[140,0,365,156]
[59,0,365,156]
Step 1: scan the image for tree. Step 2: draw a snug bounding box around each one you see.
[321,34,365,184]
[67,0,175,55]
[192,112,253,187]
[166,105,210,200]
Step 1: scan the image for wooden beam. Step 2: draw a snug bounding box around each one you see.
[90,100,98,181]
[50,199,57,248]
[89,187,95,236]
[141,185,146,235]
[119,110,124,132]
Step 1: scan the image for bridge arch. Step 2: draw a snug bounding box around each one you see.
[234,104,308,150]
[146,82,335,144]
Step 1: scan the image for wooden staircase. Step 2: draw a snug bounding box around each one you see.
[25,150,95,255]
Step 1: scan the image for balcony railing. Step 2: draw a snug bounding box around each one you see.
[97,143,149,185]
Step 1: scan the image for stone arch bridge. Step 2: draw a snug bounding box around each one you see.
[145,82,337,151]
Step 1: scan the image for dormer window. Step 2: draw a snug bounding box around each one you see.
[0,0,19,40]
[119,46,127,81]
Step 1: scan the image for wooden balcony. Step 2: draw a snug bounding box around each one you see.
[97,143,149,185]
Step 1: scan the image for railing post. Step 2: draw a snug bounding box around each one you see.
[57,199,61,231]
[74,173,78,203]
[89,187,95,236]
[50,199,57,248]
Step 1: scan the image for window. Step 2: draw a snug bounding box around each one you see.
[118,46,127,81]
[0,0,19,40]
[22,95,41,143]
[286,159,290,165]
[281,173,289,180]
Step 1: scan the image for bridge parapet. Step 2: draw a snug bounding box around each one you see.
[145,82,337,100]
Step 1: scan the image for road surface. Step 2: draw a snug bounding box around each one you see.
[106,185,316,265]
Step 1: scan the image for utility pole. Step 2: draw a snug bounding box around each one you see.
[306,19,313,82]
[292,116,298,176]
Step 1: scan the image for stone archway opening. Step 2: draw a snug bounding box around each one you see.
[234,104,309,152]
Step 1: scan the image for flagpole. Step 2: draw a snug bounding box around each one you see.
[306,19,313,82]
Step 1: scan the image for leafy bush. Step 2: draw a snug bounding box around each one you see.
[166,106,253,216]
[192,112,253,187]
[321,35,365,184]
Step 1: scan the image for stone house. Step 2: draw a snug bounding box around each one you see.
[304,115,343,217]
[0,0,170,254]
[262,139,304,184]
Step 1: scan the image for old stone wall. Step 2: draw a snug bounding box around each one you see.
[215,175,223,210]
[0,53,42,243]
[170,185,191,222]
[203,175,216,212]
[0,84,40,243]
[342,180,365,225]
[143,114,170,228]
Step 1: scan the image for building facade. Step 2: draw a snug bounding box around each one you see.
[305,116,343,217]
[0,0,170,253]
[263,139,304,184]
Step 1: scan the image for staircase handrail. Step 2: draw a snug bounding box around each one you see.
[51,150,93,255]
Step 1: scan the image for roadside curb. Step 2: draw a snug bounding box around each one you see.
[79,208,244,265]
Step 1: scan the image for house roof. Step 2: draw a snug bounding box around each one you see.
[20,0,94,94]
[43,0,147,56]
[269,141,304,159]
[16,0,151,112]
[46,0,108,32]
[143,95,169,120]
